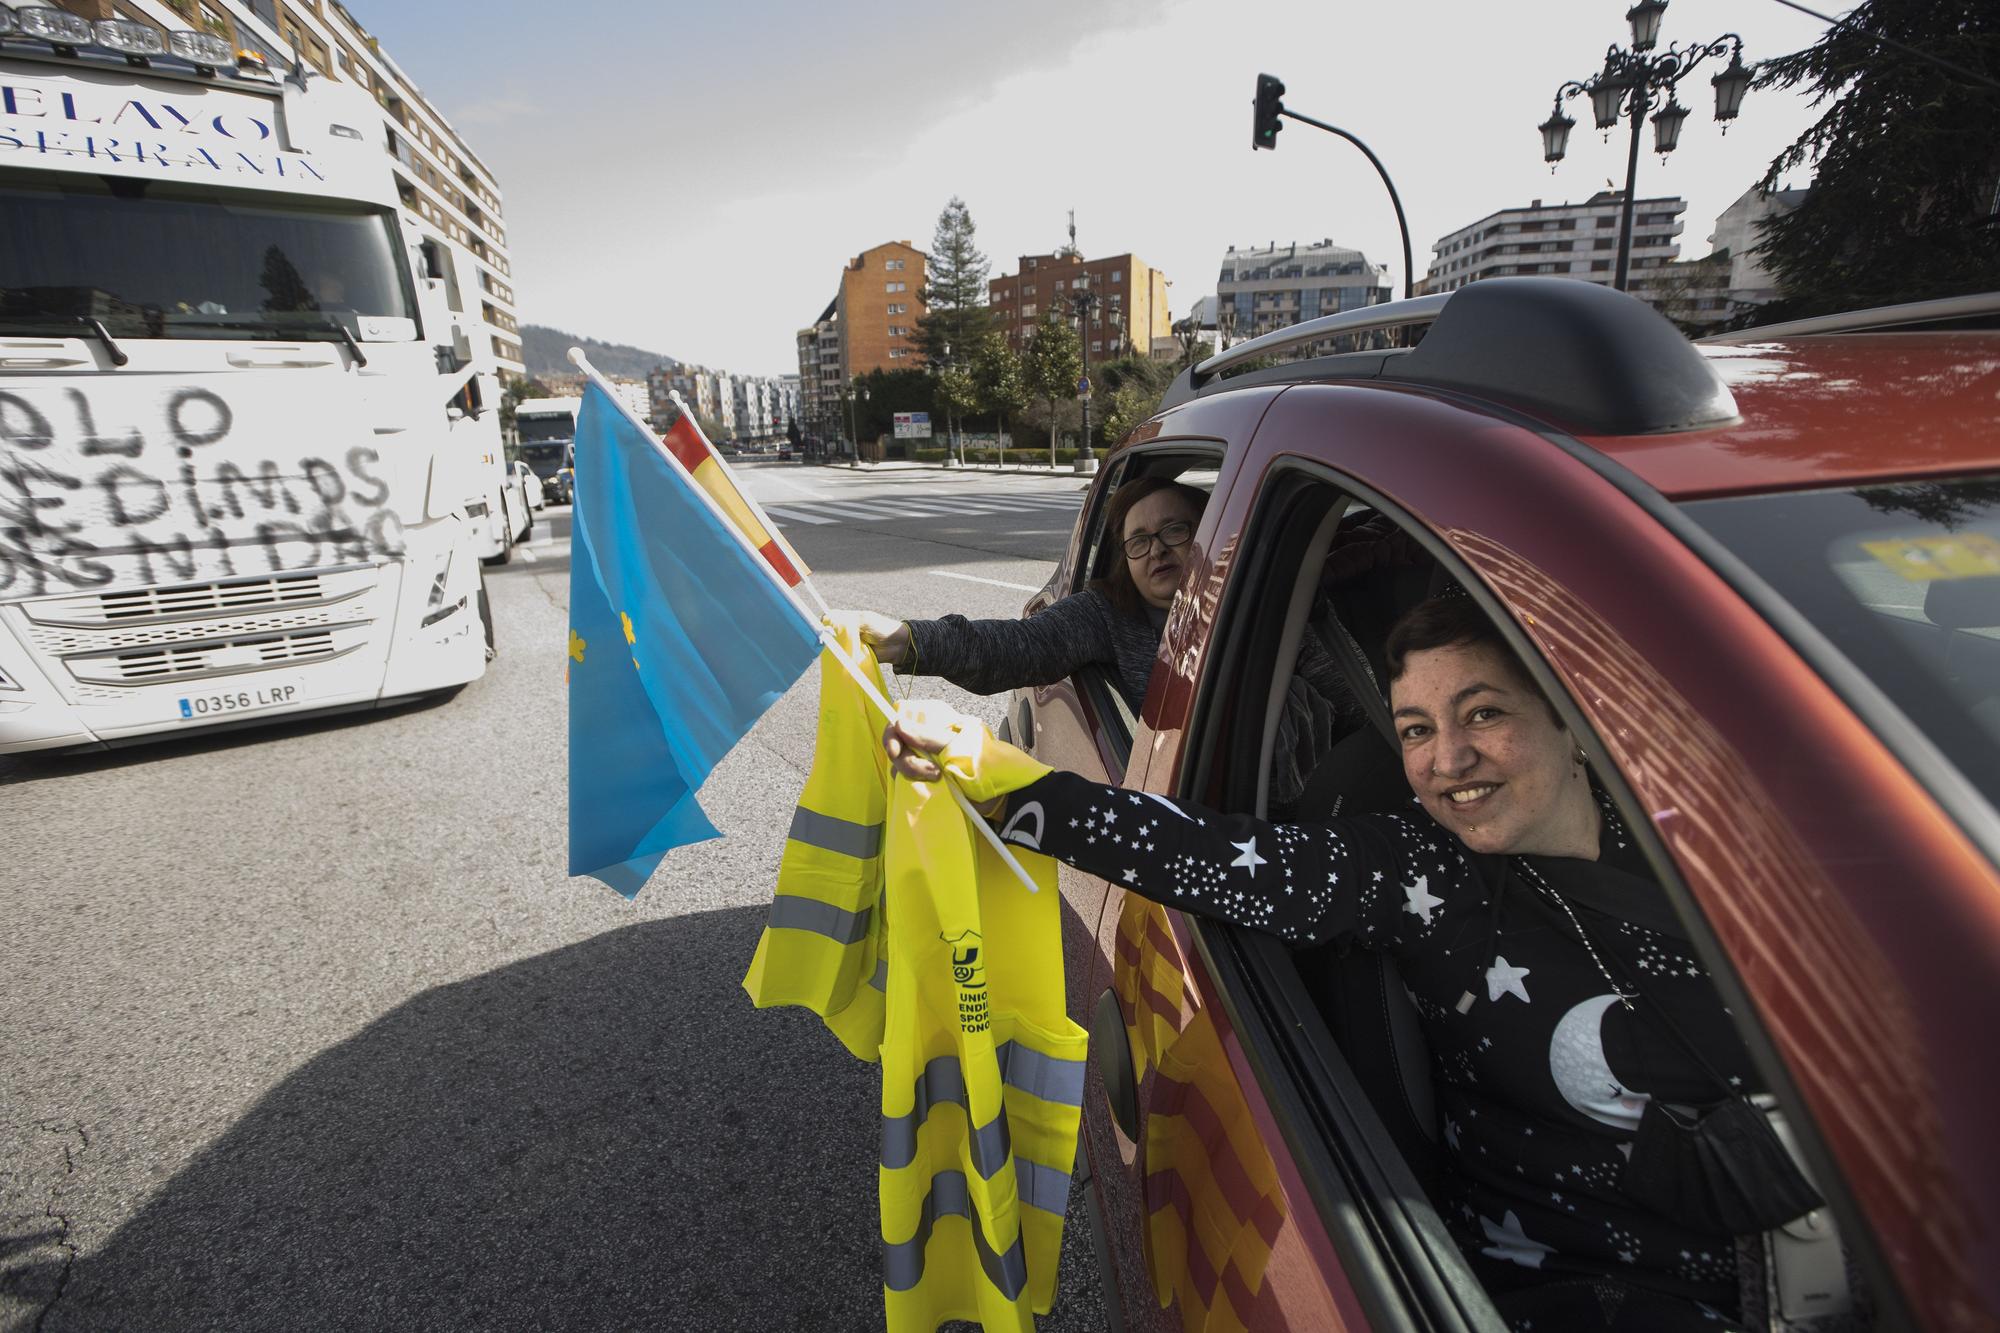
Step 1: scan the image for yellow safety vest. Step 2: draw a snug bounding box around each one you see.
[745,633,1090,1331]
[742,622,890,1061]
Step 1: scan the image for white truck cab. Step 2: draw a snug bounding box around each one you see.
[0,14,493,751]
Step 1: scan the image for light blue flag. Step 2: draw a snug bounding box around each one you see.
[567,382,821,896]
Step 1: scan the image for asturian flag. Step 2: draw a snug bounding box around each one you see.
[567,379,820,896]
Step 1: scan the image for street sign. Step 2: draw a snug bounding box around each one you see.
[1077,377,1091,397]
[892,411,932,439]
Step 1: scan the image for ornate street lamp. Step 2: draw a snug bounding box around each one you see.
[1626,0,1668,52]
[1650,97,1690,155]
[1543,0,1752,291]
[1539,101,1576,164]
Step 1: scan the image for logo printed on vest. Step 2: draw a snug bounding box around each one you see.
[942,930,990,1034]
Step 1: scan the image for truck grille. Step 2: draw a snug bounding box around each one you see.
[7,567,386,698]
[24,569,375,628]
[66,624,365,686]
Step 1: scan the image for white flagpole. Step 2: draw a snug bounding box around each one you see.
[567,348,1042,894]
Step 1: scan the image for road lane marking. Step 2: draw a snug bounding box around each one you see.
[519,546,538,563]
[929,570,1041,593]
[764,505,838,526]
[752,472,825,500]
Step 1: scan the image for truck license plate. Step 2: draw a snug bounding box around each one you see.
[176,676,308,722]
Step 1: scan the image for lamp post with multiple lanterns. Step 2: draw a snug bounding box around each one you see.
[1539,0,1753,293]
[1072,290,1099,474]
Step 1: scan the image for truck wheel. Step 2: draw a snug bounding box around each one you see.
[478,571,497,662]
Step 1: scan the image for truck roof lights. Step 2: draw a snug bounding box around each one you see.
[93,18,167,59]
[168,29,234,66]
[13,5,91,45]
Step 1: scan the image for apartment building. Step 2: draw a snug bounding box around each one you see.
[794,240,926,443]
[1422,191,1686,306]
[838,241,928,378]
[988,252,1172,359]
[1214,240,1390,340]
[52,0,525,381]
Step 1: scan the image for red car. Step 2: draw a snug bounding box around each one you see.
[1009,279,2000,1331]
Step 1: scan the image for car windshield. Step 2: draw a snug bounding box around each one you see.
[1681,475,2000,804]
[0,170,414,340]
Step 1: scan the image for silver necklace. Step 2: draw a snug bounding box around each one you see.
[1517,861,1638,1012]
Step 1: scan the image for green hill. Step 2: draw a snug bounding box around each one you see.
[521,324,673,381]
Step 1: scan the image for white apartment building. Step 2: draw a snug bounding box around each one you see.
[1707,184,1809,309]
[1423,191,1686,306]
[1216,240,1391,340]
[89,0,525,383]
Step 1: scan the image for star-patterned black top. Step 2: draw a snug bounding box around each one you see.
[999,770,1761,1313]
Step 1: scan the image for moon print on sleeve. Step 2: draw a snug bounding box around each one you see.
[1549,993,1652,1131]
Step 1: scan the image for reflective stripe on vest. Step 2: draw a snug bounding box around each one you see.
[881,1170,1029,1298]
[880,1043,1088,1175]
[788,806,883,859]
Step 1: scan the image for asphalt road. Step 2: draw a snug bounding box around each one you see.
[0,464,1107,1333]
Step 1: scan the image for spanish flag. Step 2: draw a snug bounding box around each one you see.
[661,412,810,587]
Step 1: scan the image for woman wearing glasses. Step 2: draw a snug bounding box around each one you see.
[856,477,1208,713]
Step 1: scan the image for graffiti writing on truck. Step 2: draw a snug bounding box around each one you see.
[0,386,406,596]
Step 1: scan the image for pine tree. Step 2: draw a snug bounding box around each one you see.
[913,198,993,367]
[1753,0,2000,318]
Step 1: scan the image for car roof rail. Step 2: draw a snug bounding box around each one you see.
[1701,291,2000,342]
[1161,277,1738,435]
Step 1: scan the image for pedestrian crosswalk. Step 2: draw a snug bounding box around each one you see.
[761,491,1084,527]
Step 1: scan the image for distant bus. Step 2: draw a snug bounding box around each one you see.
[515,397,580,504]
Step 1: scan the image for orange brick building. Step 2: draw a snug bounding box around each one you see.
[838,241,929,381]
[989,252,1171,360]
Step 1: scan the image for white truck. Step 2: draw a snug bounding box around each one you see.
[0,13,493,752]
[513,395,578,506]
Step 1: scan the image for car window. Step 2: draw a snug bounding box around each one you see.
[1067,448,1224,765]
[1681,475,2000,806]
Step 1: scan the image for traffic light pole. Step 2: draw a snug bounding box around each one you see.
[1252,75,1415,303]
[1278,108,1414,302]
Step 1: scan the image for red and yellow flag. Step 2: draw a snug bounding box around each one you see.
[660,414,810,588]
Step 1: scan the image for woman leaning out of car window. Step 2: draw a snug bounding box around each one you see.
[884,593,1822,1333]
[850,475,1208,712]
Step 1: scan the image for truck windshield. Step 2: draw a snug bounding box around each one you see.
[0,171,413,340]
[516,417,575,445]
[519,442,570,464]
[1680,475,2000,805]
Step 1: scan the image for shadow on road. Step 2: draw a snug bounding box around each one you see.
[7,907,1105,1333]
[9,909,884,1331]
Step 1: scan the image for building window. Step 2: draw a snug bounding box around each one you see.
[884,258,905,271]
[1023,304,1037,317]
[1592,260,1611,271]
[886,281,905,293]
[1597,216,1615,228]
[1090,340,1102,352]
[1112,271,1122,283]
[1595,238,1615,250]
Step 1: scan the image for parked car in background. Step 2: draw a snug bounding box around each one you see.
[1011,280,2000,1332]
[511,460,545,511]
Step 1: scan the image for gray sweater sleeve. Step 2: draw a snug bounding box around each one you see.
[900,590,1120,698]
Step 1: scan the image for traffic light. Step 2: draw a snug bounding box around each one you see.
[1252,73,1285,150]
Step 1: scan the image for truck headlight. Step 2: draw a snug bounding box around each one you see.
[419,546,465,627]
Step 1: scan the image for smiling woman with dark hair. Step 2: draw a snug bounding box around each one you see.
[883,594,1823,1331]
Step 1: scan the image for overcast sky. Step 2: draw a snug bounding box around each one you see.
[360,0,1835,377]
